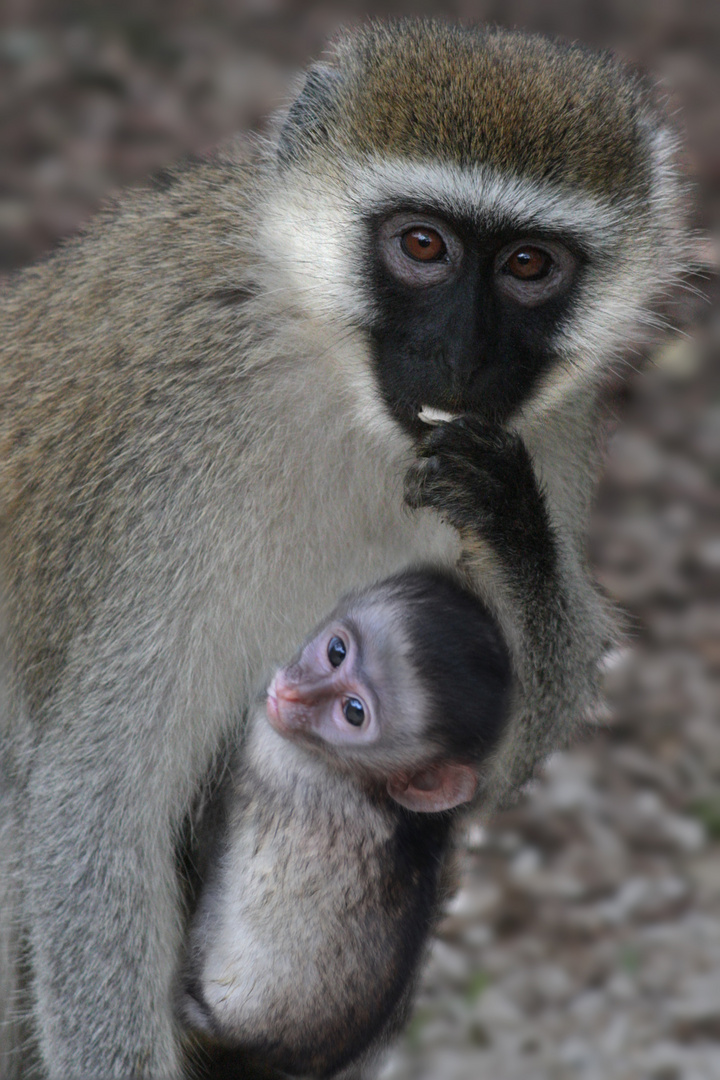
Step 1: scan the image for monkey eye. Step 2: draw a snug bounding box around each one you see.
[343,697,365,726]
[377,213,462,287]
[504,245,551,281]
[494,239,577,307]
[327,636,347,668]
[401,227,446,263]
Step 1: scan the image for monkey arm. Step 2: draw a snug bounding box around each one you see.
[8,519,238,1080]
[405,416,612,813]
[21,652,190,1079]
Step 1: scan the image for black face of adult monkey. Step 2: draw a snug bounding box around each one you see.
[0,19,685,1080]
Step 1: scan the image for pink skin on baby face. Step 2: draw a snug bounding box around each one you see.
[266,623,379,748]
[264,613,479,815]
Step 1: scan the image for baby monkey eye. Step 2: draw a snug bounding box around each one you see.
[504,245,552,281]
[401,227,446,263]
[343,698,365,726]
[327,636,347,668]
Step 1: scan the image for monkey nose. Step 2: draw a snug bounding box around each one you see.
[267,671,320,710]
[271,673,307,704]
[266,672,323,739]
[277,683,305,703]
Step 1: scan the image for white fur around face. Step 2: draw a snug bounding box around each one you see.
[350,157,629,245]
[260,155,625,326]
[259,150,683,424]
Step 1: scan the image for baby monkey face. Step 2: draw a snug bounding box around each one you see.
[266,608,392,750]
[263,587,481,816]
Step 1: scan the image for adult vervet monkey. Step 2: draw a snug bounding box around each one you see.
[0,19,685,1080]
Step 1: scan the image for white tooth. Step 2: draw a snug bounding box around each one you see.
[418,406,457,425]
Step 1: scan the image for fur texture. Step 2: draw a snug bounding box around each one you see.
[181,569,509,1078]
[0,19,686,1079]
[185,721,452,1078]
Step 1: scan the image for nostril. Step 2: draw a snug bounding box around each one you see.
[270,671,304,704]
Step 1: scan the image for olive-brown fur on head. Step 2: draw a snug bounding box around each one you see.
[281,20,666,203]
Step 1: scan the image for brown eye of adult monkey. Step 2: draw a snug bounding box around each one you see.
[505,245,551,280]
[401,227,446,262]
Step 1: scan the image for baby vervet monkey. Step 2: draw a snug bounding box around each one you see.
[182,567,511,1079]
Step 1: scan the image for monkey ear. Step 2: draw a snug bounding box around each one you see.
[278,64,344,164]
[387,763,478,814]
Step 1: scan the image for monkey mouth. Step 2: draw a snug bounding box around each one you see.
[265,680,303,738]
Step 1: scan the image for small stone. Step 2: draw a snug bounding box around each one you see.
[464,823,487,851]
[651,1069,681,1080]
[424,940,469,987]
[661,813,705,853]
[443,884,501,923]
[669,974,720,1040]
[605,972,636,1002]
[509,846,541,879]
[688,853,720,903]
[467,1020,491,1047]
[558,1035,593,1067]
[472,987,523,1027]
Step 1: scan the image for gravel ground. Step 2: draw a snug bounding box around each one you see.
[1,7,717,1079]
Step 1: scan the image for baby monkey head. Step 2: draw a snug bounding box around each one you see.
[266,569,511,814]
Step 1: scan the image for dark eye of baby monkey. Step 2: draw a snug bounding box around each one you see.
[327,636,346,668]
[343,698,365,726]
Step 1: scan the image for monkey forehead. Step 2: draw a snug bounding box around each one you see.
[299,22,664,202]
[346,157,636,250]
[346,597,407,673]
[348,600,434,738]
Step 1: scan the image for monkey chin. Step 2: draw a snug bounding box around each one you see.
[264,682,307,741]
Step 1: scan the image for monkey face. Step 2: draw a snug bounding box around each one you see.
[264,147,680,440]
[269,25,685,439]
[264,600,429,773]
[366,205,585,434]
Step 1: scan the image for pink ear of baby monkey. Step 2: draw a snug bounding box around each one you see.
[386,762,478,813]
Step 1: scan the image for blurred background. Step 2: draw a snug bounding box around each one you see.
[0,3,717,1078]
